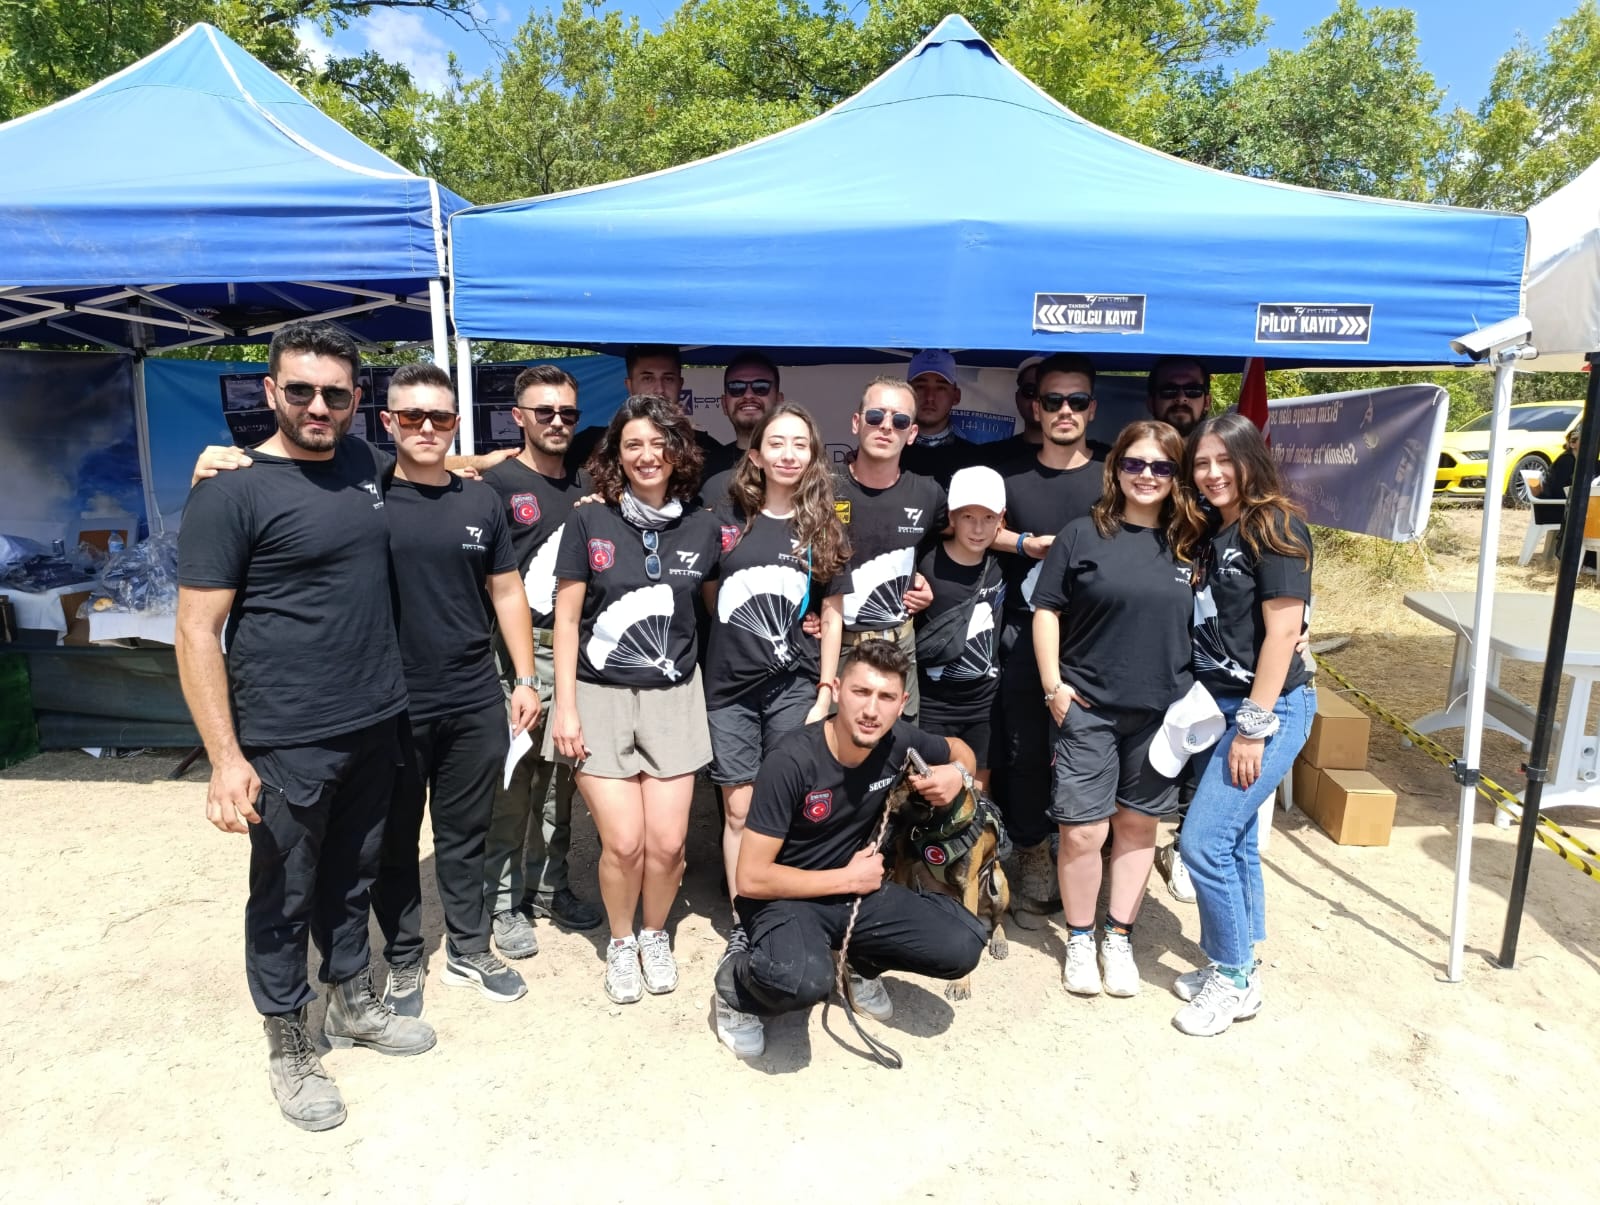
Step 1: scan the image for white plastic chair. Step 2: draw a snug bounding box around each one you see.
[1519,514,1561,565]
[1580,481,1600,573]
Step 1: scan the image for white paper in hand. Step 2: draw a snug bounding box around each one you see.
[503,726,534,790]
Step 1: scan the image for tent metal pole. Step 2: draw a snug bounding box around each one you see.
[427,278,449,369]
[131,354,163,536]
[455,335,476,457]
[1499,349,1600,967]
[1447,354,1517,982]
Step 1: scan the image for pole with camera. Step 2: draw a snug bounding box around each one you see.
[1444,316,1535,982]
[1498,346,1600,967]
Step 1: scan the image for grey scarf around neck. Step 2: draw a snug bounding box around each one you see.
[620,487,683,530]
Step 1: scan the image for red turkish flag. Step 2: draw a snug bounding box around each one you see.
[1238,357,1269,443]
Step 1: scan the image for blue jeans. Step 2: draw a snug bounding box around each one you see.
[1179,685,1315,968]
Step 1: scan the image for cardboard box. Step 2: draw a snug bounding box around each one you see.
[1302,691,1370,770]
[78,529,131,555]
[59,590,92,647]
[1290,757,1321,815]
[1302,767,1396,846]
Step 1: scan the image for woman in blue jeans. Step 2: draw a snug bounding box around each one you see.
[1174,412,1315,1036]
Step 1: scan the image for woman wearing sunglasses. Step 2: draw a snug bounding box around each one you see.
[1532,427,1595,502]
[1031,420,1199,999]
[702,402,850,1054]
[1170,412,1314,1036]
[547,395,724,1005]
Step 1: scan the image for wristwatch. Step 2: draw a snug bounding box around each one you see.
[513,676,540,688]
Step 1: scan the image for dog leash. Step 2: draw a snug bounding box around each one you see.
[821,751,926,1072]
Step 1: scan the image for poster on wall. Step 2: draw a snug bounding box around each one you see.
[0,351,143,545]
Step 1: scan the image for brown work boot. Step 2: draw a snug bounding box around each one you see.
[264,1008,347,1132]
[1013,839,1062,913]
[323,969,437,1056]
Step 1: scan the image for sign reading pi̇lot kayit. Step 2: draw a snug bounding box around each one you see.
[1033,293,1146,334]
[1255,303,1373,344]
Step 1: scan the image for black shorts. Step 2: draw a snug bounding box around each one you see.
[1048,703,1179,825]
[918,713,994,771]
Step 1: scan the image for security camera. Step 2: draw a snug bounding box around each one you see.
[1450,315,1533,362]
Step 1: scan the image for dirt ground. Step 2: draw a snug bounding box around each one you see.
[5,505,1600,1203]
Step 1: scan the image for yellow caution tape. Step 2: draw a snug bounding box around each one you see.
[1313,658,1600,883]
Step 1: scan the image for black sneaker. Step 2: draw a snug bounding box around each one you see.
[383,961,425,1019]
[440,948,528,1003]
[526,887,604,932]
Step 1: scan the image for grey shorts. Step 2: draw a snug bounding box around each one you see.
[707,670,818,785]
[541,669,712,780]
[1048,703,1179,825]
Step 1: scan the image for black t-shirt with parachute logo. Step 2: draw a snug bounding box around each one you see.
[1192,514,1314,697]
[704,509,824,709]
[914,544,1004,726]
[745,720,951,874]
[828,468,947,633]
[553,502,722,689]
[481,457,591,630]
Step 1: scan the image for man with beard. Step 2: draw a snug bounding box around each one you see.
[481,365,605,954]
[901,349,981,487]
[712,641,987,1057]
[176,321,432,1132]
[990,353,1106,913]
[1147,356,1212,436]
[696,352,783,509]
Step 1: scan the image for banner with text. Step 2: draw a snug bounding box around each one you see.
[1269,383,1447,542]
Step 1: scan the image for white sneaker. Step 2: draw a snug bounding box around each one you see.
[1173,968,1262,1036]
[847,973,893,1021]
[637,928,678,995]
[1062,931,1101,996]
[1174,964,1262,1016]
[1099,931,1141,997]
[1158,842,1197,903]
[604,938,643,1004]
[714,995,766,1057]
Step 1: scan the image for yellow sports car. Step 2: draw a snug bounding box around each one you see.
[1434,401,1582,505]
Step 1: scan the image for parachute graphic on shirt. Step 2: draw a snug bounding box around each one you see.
[717,564,808,666]
[1021,561,1043,609]
[587,584,681,681]
[844,548,915,627]
[1192,585,1251,683]
[523,523,564,615]
[929,601,998,682]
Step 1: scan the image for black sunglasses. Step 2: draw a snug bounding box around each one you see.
[518,404,580,425]
[1039,391,1093,414]
[1156,384,1208,401]
[1119,456,1178,478]
[277,381,355,410]
[641,529,661,581]
[862,408,913,431]
[725,379,774,398]
[388,408,459,431]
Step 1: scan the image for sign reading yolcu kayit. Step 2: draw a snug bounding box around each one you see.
[1256,303,1373,344]
[1032,293,1146,334]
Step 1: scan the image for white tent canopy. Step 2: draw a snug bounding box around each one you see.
[1526,160,1600,370]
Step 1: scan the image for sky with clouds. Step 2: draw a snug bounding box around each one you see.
[298,1,1579,108]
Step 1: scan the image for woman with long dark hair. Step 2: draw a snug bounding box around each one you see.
[547,395,722,1005]
[1032,420,1200,999]
[1171,411,1315,1036]
[703,402,850,1056]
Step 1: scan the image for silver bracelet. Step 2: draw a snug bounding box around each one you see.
[1235,699,1280,740]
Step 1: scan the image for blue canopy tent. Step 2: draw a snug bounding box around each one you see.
[449,16,1534,983]
[450,15,1525,377]
[0,23,470,527]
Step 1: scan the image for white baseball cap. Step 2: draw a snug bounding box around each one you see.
[1148,682,1227,778]
[947,466,1006,516]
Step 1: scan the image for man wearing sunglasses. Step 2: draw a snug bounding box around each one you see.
[829,377,946,719]
[901,349,982,488]
[370,364,542,1020]
[481,365,605,953]
[177,321,433,1132]
[990,353,1108,913]
[1147,357,1212,436]
[698,352,785,508]
[987,355,1046,464]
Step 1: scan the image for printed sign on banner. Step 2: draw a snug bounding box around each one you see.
[1268,383,1448,542]
[1256,303,1373,344]
[1033,293,1147,334]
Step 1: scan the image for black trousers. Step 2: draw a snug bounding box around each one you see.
[719,883,987,1018]
[244,718,402,1016]
[372,701,508,965]
[998,620,1053,848]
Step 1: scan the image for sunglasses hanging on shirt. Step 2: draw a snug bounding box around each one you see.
[641,529,661,581]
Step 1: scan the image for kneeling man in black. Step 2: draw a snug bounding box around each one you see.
[712,640,988,1058]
